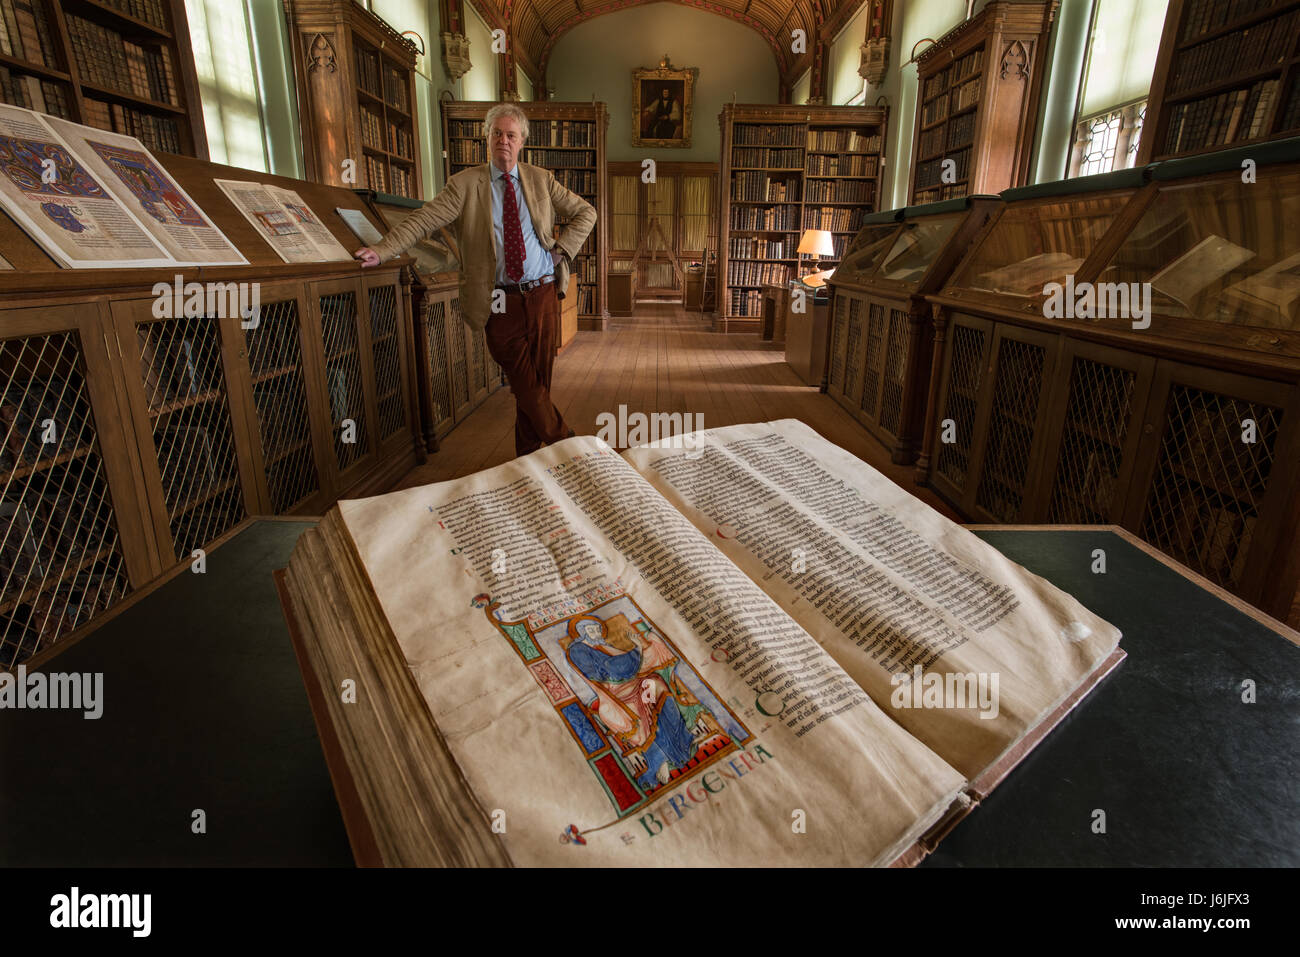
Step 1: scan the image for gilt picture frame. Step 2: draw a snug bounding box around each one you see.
[633,57,697,149]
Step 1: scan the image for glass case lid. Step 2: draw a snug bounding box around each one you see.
[949,192,1133,297]
[876,213,964,284]
[829,223,901,285]
[1094,168,1300,331]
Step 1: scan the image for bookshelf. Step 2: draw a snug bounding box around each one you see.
[0,0,206,156]
[922,144,1300,628]
[285,0,422,199]
[364,192,506,450]
[441,101,609,324]
[1141,0,1300,162]
[909,0,1056,204]
[717,103,888,332]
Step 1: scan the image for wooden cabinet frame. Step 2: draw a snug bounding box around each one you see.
[1121,360,1300,608]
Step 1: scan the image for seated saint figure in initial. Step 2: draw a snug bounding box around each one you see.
[563,613,716,789]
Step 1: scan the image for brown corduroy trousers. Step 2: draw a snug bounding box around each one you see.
[484,282,572,456]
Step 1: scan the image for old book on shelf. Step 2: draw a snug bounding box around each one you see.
[277,419,1123,866]
[0,0,205,156]
[1142,0,1300,161]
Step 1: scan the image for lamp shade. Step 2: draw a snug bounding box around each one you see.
[797,229,835,257]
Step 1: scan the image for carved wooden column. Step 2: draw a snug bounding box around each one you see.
[915,303,949,484]
[499,0,518,100]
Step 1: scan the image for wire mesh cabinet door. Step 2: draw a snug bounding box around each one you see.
[110,300,259,570]
[929,311,994,513]
[826,292,851,404]
[228,282,331,516]
[308,277,380,494]
[0,303,153,668]
[1030,338,1156,525]
[1122,361,1300,617]
[360,272,415,455]
[965,323,1061,524]
[421,286,456,439]
[448,294,473,425]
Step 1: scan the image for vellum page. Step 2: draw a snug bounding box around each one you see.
[214,180,323,263]
[264,185,352,261]
[45,116,247,265]
[338,437,965,866]
[623,420,1122,780]
[0,104,174,268]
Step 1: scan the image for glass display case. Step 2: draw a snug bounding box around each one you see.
[1093,162,1300,357]
[922,140,1300,628]
[826,196,997,464]
[943,167,1149,305]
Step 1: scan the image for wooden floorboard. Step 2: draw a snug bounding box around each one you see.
[393,303,959,520]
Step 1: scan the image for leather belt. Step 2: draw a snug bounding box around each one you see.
[495,274,554,295]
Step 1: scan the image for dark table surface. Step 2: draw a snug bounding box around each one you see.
[1,521,1295,866]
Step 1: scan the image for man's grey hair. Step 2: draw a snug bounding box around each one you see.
[483,103,529,141]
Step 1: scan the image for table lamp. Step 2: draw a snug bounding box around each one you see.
[797,229,835,281]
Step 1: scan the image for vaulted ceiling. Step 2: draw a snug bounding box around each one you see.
[458,0,876,91]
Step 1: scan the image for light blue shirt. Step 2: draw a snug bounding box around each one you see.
[490,164,553,284]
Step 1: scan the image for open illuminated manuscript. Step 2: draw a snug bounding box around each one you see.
[279,420,1123,866]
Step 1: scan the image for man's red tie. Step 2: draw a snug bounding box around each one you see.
[502,172,525,282]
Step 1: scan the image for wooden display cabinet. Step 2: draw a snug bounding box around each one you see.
[910,0,1057,204]
[923,141,1300,626]
[441,100,609,325]
[0,300,155,666]
[284,0,423,198]
[827,195,999,464]
[922,167,1162,516]
[717,103,888,332]
[363,191,506,453]
[402,273,506,453]
[0,147,424,667]
[1140,0,1300,163]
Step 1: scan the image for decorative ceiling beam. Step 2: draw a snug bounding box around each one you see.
[804,0,827,102]
[499,0,518,98]
[461,0,547,97]
[536,0,787,79]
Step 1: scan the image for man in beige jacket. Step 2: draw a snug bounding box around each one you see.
[356,102,596,456]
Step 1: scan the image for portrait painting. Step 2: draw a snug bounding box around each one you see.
[632,57,697,149]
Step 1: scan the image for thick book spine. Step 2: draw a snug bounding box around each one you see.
[13,0,40,66]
